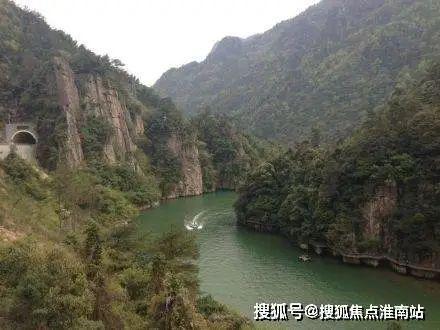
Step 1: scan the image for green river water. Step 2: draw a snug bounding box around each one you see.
[138,191,440,329]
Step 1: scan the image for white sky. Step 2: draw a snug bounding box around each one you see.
[13,0,319,86]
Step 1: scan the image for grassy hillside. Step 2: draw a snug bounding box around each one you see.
[155,0,440,144]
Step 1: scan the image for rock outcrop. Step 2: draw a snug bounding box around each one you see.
[361,181,398,247]
[53,57,84,168]
[82,75,136,164]
[52,57,209,199]
[165,134,203,199]
[73,70,204,199]
[133,113,144,137]
[53,58,140,167]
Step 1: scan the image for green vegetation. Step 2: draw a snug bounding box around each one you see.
[0,155,250,329]
[144,100,187,196]
[0,241,97,329]
[197,295,250,328]
[143,103,275,196]
[236,62,440,267]
[0,2,260,327]
[155,0,440,144]
[193,111,278,190]
[81,116,113,162]
[92,164,160,208]
[0,0,271,201]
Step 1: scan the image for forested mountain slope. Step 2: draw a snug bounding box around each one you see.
[155,0,440,143]
[0,1,258,327]
[235,61,440,277]
[0,0,270,201]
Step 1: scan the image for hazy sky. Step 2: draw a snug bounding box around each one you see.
[13,0,319,86]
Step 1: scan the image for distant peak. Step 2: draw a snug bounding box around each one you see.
[206,36,244,63]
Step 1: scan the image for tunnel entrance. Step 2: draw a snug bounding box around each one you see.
[11,131,37,145]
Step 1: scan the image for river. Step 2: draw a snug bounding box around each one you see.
[138,191,440,329]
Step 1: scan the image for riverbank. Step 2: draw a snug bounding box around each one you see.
[140,188,236,211]
[304,242,440,281]
[238,221,440,281]
[138,191,440,329]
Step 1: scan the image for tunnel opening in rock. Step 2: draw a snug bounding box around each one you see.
[12,131,37,145]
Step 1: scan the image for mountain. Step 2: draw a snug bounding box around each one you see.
[235,60,440,278]
[0,1,257,328]
[155,0,440,143]
[0,0,270,202]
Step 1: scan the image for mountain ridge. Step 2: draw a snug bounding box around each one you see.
[155,0,440,143]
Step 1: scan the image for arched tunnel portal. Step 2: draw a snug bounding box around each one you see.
[11,131,37,145]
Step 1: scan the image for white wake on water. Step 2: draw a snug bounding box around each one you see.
[184,211,205,231]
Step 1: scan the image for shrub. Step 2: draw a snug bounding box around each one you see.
[0,240,97,329]
[1,153,38,183]
[81,116,113,161]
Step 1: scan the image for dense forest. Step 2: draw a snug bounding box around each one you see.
[155,0,440,144]
[0,0,261,328]
[1,0,439,327]
[235,61,440,271]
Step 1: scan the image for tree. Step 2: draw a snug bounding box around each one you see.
[0,241,97,329]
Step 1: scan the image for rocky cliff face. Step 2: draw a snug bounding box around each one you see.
[53,57,84,168]
[53,57,138,166]
[81,74,136,164]
[360,182,439,269]
[361,181,398,248]
[165,134,203,199]
[358,181,440,273]
[0,0,261,203]
[53,56,206,199]
[133,113,144,137]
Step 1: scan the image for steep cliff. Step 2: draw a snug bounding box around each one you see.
[143,99,269,199]
[53,57,84,168]
[53,59,210,198]
[361,181,397,250]
[0,0,269,199]
[81,74,136,163]
[165,134,203,199]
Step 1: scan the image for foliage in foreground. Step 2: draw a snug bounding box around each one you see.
[0,156,250,329]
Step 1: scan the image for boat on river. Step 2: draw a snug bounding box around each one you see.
[185,221,203,231]
[299,254,312,262]
[139,191,440,327]
[184,211,205,231]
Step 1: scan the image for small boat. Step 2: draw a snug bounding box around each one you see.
[185,221,203,231]
[184,211,205,231]
[299,255,312,262]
